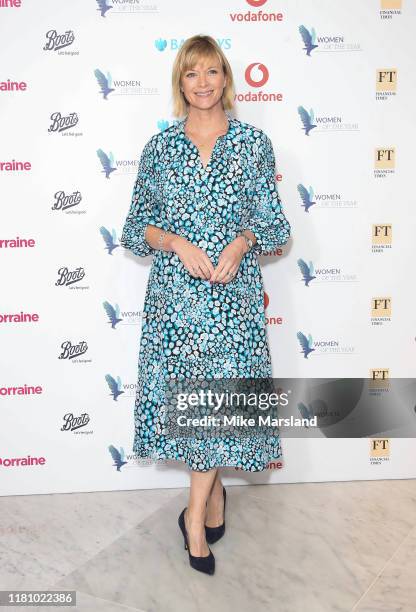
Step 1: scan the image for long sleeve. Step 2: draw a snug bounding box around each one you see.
[120,136,166,257]
[244,131,291,255]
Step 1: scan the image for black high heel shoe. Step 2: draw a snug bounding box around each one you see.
[178,508,215,575]
[205,486,226,544]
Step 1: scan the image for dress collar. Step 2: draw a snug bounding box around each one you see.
[176,110,236,139]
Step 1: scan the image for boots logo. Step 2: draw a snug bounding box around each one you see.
[94,69,115,99]
[97,149,116,178]
[109,445,127,471]
[105,374,125,400]
[61,412,91,432]
[245,63,269,87]
[298,105,359,135]
[58,340,89,361]
[55,267,88,290]
[43,30,78,55]
[100,226,119,255]
[48,112,82,137]
[51,190,83,212]
[297,259,316,286]
[299,26,318,56]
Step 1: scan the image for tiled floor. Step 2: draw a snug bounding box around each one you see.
[0,479,415,611]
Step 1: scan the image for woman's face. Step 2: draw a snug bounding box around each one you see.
[180,56,227,112]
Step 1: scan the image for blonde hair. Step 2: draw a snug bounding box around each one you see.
[171,34,236,118]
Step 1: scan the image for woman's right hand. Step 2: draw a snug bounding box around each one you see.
[171,236,215,281]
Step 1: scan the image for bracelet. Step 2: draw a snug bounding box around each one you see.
[157,229,167,251]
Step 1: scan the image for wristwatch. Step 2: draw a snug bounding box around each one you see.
[240,230,254,252]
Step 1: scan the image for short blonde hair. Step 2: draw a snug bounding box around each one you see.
[171,34,236,118]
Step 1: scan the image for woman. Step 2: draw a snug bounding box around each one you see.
[121,34,291,575]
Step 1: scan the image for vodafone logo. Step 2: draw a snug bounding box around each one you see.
[247,0,268,6]
[264,291,269,309]
[236,64,282,103]
[245,62,269,88]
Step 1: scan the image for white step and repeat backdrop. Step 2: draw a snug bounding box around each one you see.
[1,0,416,496]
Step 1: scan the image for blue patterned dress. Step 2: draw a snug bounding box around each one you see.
[121,111,291,472]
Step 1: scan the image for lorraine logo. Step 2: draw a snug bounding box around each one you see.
[103,301,123,329]
[245,62,269,87]
[108,445,127,471]
[100,226,119,255]
[298,184,315,212]
[97,149,116,178]
[297,259,316,286]
[297,106,316,136]
[297,331,315,359]
[299,25,318,56]
[155,38,168,52]
[94,69,115,99]
[105,374,125,400]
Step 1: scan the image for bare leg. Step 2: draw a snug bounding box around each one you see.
[205,468,225,528]
[185,467,218,556]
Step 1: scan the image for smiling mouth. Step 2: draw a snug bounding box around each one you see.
[195,90,213,96]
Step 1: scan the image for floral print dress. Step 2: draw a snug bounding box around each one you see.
[121,111,291,472]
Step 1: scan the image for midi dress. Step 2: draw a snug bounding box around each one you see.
[121,111,291,472]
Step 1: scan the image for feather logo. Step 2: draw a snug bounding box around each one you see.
[297,259,316,286]
[108,445,127,471]
[100,226,119,255]
[96,149,116,178]
[297,184,315,212]
[299,25,318,56]
[96,0,112,18]
[103,301,123,329]
[105,374,125,401]
[297,331,315,359]
[297,106,317,136]
[94,69,115,99]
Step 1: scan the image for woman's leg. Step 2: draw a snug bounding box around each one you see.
[205,468,225,528]
[185,468,218,556]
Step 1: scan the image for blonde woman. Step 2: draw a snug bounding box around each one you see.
[121,34,291,575]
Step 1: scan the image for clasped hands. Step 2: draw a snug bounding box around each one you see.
[172,235,249,284]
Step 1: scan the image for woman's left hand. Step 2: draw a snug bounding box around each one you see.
[210,236,247,284]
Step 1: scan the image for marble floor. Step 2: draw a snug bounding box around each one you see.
[0,479,415,611]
